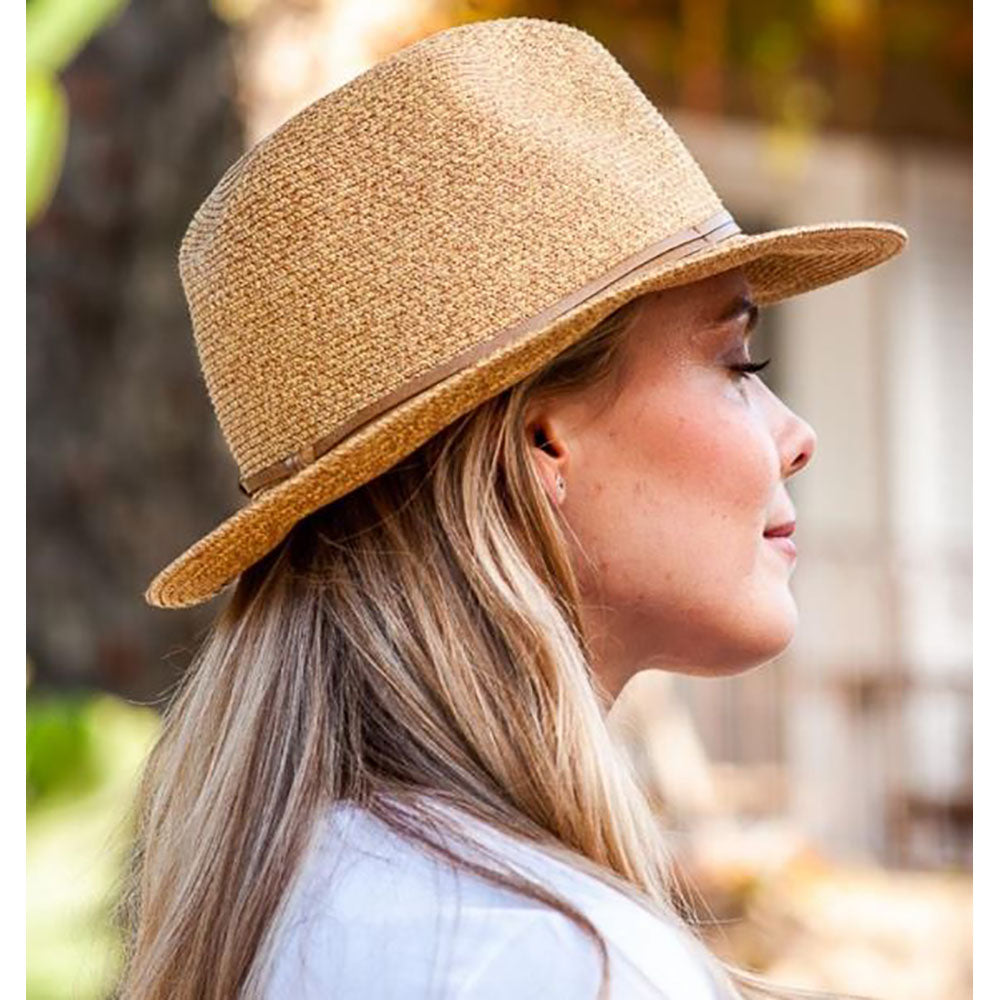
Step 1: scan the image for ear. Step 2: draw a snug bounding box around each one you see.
[524,407,570,505]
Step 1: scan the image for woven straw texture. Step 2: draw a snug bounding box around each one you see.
[146,16,907,609]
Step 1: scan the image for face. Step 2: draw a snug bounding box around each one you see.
[525,267,817,700]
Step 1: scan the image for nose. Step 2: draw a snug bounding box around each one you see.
[780,409,817,479]
[757,379,818,480]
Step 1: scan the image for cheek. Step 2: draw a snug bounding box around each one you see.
[631,391,775,537]
[571,390,791,673]
[570,384,777,606]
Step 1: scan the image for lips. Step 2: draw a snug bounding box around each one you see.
[767,538,797,565]
[764,519,797,562]
[763,519,795,538]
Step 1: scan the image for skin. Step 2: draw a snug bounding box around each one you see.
[525,266,817,703]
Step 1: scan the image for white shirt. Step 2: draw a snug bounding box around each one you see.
[262,798,731,998]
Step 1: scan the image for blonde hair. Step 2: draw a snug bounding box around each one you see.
[115,294,868,1000]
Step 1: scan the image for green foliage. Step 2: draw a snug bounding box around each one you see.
[26,70,68,227]
[26,0,130,226]
[26,692,160,1000]
[26,691,101,808]
[26,0,129,74]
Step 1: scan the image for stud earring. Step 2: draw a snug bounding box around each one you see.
[555,474,565,495]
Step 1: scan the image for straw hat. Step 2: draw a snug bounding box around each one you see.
[145,16,907,609]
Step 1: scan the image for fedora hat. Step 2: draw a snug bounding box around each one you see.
[145,16,906,609]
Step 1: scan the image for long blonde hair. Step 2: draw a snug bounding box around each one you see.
[115,294,867,1000]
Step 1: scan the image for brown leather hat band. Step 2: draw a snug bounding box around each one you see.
[238,209,741,498]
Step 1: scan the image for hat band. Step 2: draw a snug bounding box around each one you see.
[238,209,741,498]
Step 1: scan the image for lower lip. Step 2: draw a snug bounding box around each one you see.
[765,536,797,560]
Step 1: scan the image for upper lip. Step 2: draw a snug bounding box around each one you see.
[763,519,796,537]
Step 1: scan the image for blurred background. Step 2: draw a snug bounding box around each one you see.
[26,1,971,997]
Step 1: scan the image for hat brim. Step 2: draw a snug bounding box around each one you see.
[145,219,906,608]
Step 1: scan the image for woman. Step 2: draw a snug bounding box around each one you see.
[117,16,906,1000]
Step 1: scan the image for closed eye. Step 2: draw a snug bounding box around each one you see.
[729,357,771,380]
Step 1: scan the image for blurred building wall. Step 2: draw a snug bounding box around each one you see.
[670,112,971,868]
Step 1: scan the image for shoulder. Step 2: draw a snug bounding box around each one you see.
[263,802,601,998]
[261,800,720,999]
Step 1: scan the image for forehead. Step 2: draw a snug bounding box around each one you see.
[642,267,751,325]
[621,267,753,357]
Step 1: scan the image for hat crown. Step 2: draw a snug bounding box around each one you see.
[178,17,724,489]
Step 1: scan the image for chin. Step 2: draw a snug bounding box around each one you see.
[724,600,799,675]
[659,598,799,679]
[705,647,788,678]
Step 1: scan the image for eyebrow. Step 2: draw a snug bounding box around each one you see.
[713,294,760,337]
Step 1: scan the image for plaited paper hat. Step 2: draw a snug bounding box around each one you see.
[145,16,907,608]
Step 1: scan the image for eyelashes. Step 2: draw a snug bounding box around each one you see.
[730,358,771,380]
